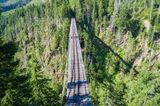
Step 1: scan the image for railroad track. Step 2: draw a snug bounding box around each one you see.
[66,18,91,106]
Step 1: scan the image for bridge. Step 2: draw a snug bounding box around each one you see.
[66,18,92,106]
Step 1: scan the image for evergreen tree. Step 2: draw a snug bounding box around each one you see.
[0,0,160,105]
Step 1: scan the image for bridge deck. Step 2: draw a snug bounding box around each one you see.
[66,18,91,106]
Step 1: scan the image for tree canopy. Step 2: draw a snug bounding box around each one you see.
[0,0,160,105]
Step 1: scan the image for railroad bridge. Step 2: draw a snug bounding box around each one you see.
[66,18,92,106]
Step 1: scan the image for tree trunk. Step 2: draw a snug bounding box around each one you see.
[118,0,121,6]
[150,0,154,20]
[109,0,120,34]
[144,0,147,8]
[158,5,160,15]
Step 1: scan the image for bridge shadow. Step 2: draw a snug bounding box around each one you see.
[92,35,138,75]
[69,18,138,105]
[78,20,138,77]
[67,94,92,106]
[66,80,92,105]
[67,81,88,89]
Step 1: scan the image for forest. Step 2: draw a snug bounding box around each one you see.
[0,0,32,12]
[0,0,160,106]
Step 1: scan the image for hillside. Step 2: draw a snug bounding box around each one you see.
[0,0,160,106]
[0,0,45,13]
[0,0,32,12]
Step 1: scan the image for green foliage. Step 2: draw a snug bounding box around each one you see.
[0,0,68,105]
[125,71,160,106]
[128,19,140,38]
[0,0,160,105]
[107,0,114,16]
[0,39,31,105]
[115,0,133,31]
